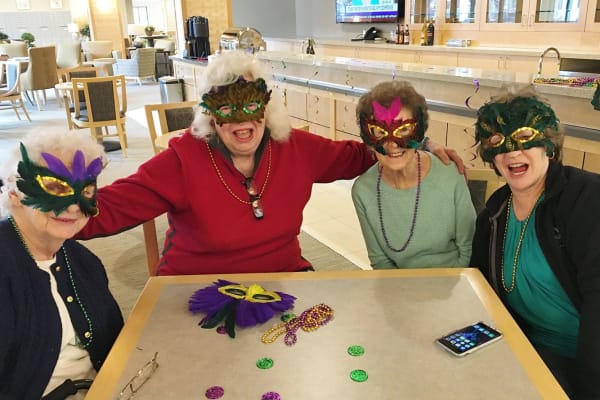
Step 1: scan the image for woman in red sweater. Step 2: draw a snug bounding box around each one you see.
[78,51,461,275]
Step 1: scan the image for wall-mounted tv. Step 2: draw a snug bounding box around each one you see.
[336,0,403,23]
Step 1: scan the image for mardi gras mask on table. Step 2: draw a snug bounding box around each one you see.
[16,143,103,217]
[475,95,558,163]
[200,77,271,126]
[189,279,296,338]
[359,97,425,155]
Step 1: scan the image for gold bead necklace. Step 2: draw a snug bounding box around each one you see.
[501,193,542,293]
[261,303,334,346]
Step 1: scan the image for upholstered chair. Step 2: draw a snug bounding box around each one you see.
[0,42,28,58]
[112,47,156,85]
[0,60,32,122]
[20,46,59,111]
[153,39,175,53]
[81,40,118,61]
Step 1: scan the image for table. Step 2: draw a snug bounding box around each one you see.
[138,34,168,48]
[86,269,567,399]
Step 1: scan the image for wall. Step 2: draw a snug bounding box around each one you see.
[182,0,231,55]
[231,0,296,38]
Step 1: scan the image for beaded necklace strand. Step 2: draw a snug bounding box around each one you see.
[501,193,542,293]
[261,303,334,346]
[376,151,422,252]
[206,140,272,204]
[8,216,94,348]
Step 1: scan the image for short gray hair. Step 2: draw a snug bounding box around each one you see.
[190,51,291,142]
[0,130,106,216]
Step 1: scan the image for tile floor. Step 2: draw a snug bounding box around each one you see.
[302,180,371,270]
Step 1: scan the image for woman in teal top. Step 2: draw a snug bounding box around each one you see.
[351,80,476,269]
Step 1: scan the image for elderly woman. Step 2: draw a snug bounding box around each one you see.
[0,131,123,399]
[470,85,600,399]
[352,80,475,268]
[78,51,462,275]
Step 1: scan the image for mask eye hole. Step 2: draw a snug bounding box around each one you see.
[216,105,236,117]
[81,183,97,199]
[487,133,505,148]
[367,124,388,139]
[512,127,540,142]
[243,101,261,114]
[252,293,277,301]
[36,176,74,197]
[392,122,417,138]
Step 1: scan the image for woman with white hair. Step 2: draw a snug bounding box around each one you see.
[78,51,461,275]
[0,131,123,399]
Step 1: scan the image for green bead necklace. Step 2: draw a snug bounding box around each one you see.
[8,216,94,349]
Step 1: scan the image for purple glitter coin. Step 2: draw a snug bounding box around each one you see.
[261,391,281,400]
[216,326,227,334]
[205,386,224,399]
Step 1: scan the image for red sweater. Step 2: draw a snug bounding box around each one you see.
[79,129,374,275]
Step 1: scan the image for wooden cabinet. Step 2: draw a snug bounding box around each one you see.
[456,52,540,73]
[173,61,201,101]
[307,88,334,139]
[585,0,600,31]
[334,95,360,141]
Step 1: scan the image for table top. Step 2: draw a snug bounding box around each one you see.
[86,269,566,399]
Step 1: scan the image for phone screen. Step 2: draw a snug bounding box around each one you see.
[436,322,502,357]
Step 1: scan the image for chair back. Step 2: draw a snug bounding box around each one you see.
[0,42,28,58]
[131,47,156,74]
[144,101,196,154]
[0,60,31,121]
[72,75,126,123]
[81,40,115,61]
[56,41,82,68]
[466,168,505,214]
[57,65,103,103]
[21,46,58,91]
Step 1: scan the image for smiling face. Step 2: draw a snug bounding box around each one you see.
[214,117,267,158]
[493,147,549,196]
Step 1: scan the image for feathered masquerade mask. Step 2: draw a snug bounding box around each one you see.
[189,279,296,338]
[16,143,103,216]
[359,97,425,155]
[475,95,558,162]
[200,77,271,126]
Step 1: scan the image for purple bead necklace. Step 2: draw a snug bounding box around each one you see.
[376,151,421,252]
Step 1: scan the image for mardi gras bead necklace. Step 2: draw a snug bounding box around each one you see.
[206,140,272,218]
[376,151,421,252]
[501,193,543,293]
[261,303,334,346]
[9,216,94,348]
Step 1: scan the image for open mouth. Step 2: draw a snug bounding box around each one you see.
[507,163,529,174]
[386,150,407,158]
[233,128,254,142]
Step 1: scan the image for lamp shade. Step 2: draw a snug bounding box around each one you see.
[67,23,80,33]
[127,24,146,36]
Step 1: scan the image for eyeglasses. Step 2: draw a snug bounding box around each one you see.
[117,352,159,400]
[244,178,264,219]
[485,127,543,148]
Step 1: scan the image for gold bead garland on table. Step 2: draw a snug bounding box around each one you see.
[261,303,334,346]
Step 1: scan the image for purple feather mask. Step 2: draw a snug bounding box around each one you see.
[189,279,296,338]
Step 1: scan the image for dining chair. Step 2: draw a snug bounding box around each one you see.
[0,60,32,122]
[466,168,505,214]
[113,47,156,85]
[56,65,103,129]
[142,100,197,276]
[70,75,128,157]
[20,46,59,111]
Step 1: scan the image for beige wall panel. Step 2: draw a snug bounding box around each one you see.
[183,0,231,56]
[88,0,124,55]
[583,153,600,173]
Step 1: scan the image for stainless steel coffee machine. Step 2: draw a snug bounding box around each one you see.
[219,27,266,53]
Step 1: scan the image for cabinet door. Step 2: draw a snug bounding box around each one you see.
[457,53,505,70]
[307,88,333,128]
[285,85,308,121]
[585,0,600,31]
[335,96,360,137]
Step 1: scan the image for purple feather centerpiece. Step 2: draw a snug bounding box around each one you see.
[189,279,296,338]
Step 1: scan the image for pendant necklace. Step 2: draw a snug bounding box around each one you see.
[8,216,94,348]
[376,151,421,252]
[501,193,542,293]
[206,140,272,219]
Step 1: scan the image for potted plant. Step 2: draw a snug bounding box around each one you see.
[20,32,35,47]
[144,25,155,36]
[0,31,8,43]
[80,24,90,40]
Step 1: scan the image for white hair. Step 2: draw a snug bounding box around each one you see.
[190,51,291,142]
[0,130,107,216]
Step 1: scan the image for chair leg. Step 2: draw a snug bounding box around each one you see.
[142,219,160,276]
[20,99,31,122]
[116,122,128,157]
[10,100,22,120]
[33,91,43,111]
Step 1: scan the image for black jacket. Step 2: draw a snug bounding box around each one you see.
[471,161,600,400]
[0,219,123,399]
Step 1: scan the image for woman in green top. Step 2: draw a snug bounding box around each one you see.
[352,80,476,269]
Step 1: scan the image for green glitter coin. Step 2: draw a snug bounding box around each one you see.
[281,313,296,322]
[350,369,368,382]
[347,345,365,356]
[256,357,274,369]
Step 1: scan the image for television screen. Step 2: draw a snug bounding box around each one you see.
[336,0,402,23]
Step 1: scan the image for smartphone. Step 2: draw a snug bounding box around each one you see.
[436,321,503,357]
